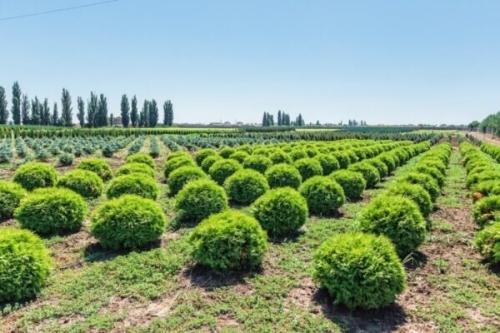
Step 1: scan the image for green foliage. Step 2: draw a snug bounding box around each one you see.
[252,187,308,238]
[78,158,113,181]
[348,162,380,188]
[189,210,268,271]
[58,152,74,166]
[366,158,389,178]
[265,163,302,189]
[0,180,26,220]
[116,162,155,178]
[243,155,273,174]
[200,154,223,173]
[14,162,58,191]
[330,170,366,201]
[357,195,427,257]
[415,164,445,187]
[0,228,52,302]
[209,159,242,185]
[229,151,250,163]
[388,182,433,218]
[314,154,340,175]
[401,172,440,202]
[224,169,269,205]
[474,221,500,264]
[195,148,217,166]
[167,166,207,196]
[219,147,235,158]
[91,195,167,250]
[269,150,292,164]
[313,232,406,309]
[127,152,155,169]
[57,169,104,199]
[106,174,159,200]
[471,180,500,197]
[164,155,196,178]
[294,158,323,180]
[473,195,500,227]
[175,179,228,223]
[299,176,345,216]
[15,188,87,236]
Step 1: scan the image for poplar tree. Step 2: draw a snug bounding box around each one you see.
[61,88,73,127]
[21,95,31,125]
[0,86,7,124]
[11,82,21,125]
[77,97,85,127]
[130,95,138,127]
[97,94,108,127]
[52,103,59,126]
[87,92,98,127]
[120,94,130,127]
[163,100,173,126]
[41,99,50,125]
[149,99,159,127]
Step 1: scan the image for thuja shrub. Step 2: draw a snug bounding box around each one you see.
[330,170,366,201]
[224,169,269,205]
[189,210,268,271]
[473,195,500,227]
[91,195,167,250]
[332,152,350,169]
[15,188,87,236]
[0,228,52,303]
[348,162,380,188]
[401,172,440,202]
[269,150,292,165]
[388,182,433,218]
[195,148,218,166]
[265,163,302,189]
[290,148,308,161]
[313,232,406,310]
[243,155,273,174]
[366,158,389,179]
[229,151,250,164]
[357,195,427,257]
[474,221,500,264]
[219,147,235,159]
[116,162,155,178]
[78,158,113,181]
[175,179,228,223]
[14,162,58,191]
[209,159,242,185]
[0,180,26,220]
[127,152,155,169]
[57,169,104,199]
[58,153,74,166]
[472,180,500,199]
[299,176,345,216]
[315,154,340,175]
[167,166,207,196]
[252,187,308,238]
[414,165,445,187]
[164,155,196,178]
[201,155,223,173]
[107,174,160,200]
[294,158,323,181]
[378,154,397,174]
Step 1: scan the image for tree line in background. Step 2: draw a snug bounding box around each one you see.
[469,111,500,136]
[262,110,305,127]
[0,82,174,128]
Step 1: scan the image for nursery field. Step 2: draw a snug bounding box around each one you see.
[0,130,498,333]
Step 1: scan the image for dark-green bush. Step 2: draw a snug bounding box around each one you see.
[58,152,74,166]
[243,155,273,174]
[401,172,440,202]
[224,169,269,205]
[0,228,52,302]
[116,162,156,178]
[357,195,427,257]
[265,163,302,189]
[78,158,113,181]
[189,210,268,271]
[330,170,366,201]
[167,166,207,196]
[294,158,323,181]
[315,154,340,174]
[473,195,500,227]
[209,159,242,185]
[252,187,308,238]
[474,221,499,264]
[90,195,167,250]
[0,180,26,220]
[299,176,345,216]
[313,232,406,310]
[107,174,159,200]
[348,162,380,188]
[388,182,433,218]
[57,169,104,199]
[127,152,155,169]
[15,188,87,236]
[14,162,58,191]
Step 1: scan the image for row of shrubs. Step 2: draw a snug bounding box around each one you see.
[460,142,499,264]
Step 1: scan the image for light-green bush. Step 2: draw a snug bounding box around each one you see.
[473,195,500,227]
[294,158,323,181]
[14,162,58,191]
[474,221,500,264]
[126,152,155,169]
[106,174,160,200]
[209,159,242,185]
[78,158,113,181]
[299,176,345,216]
[265,163,302,189]
[0,180,26,220]
[116,162,155,178]
[224,169,269,205]
[330,170,366,201]
[57,169,104,198]
[167,166,207,196]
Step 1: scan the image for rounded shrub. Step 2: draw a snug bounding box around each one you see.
[299,176,345,216]
[473,195,500,227]
[116,162,155,178]
[175,179,228,223]
[107,174,159,200]
[14,162,58,191]
[332,152,350,169]
[127,152,155,169]
[243,155,273,174]
[474,221,499,264]
[357,195,427,257]
[290,148,307,161]
[90,195,167,250]
[209,159,242,185]
[252,188,308,238]
[330,170,366,201]
[189,210,268,271]
[471,180,500,199]
[57,169,104,199]
[0,180,26,220]
[200,154,223,173]
[224,169,269,205]
[167,166,207,196]
[229,151,250,163]
[265,163,302,189]
[0,228,52,303]
[78,158,113,181]
[195,148,217,166]
[367,158,389,178]
[315,154,340,174]
[313,232,406,310]
[378,154,397,174]
[269,150,292,165]
[348,162,380,188]
[58,153,74,166]
[219,147,235,158]
[388,182,433,218]
[415,165,445,187]
[401,172,440,202]
[294,158,323,181]
[15,188,87,236]
[164,155,196,178]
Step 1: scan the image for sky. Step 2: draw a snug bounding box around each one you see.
[1,0,499,125]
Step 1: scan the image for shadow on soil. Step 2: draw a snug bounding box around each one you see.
[183,265,258,291]
[83,239,163,263]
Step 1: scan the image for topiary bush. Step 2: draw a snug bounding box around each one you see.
[357,195,427,257]
[415,165,445,187]
[219,147,235,159]
[15,188,87,236]
[330,170,366,201]
[0,228,52,303]
[195,148,217,166]
[175,179,228,223]
[265,163,302,189]
[367,158,389,179]
[0,180,26,220]
[189,210,268,271]
[348,162,380,188]
[78,158,113,181]
[243,155,273,174]
[224,169,269,205]
[127,152,155,169]
[473,195,500,227]
[313,232,406,310]
[229,151,250,164]
[167,166,207,196]
[58,152,74,166]
[57,169,104,199]
[269,150,292,164]
[314,154,340,175]
[299,176,345,216]
[294,158,323,181]
[252,187,308,238]
[474,221,499,264]
[200,154,223,173]
[388,182,433,218]
[106,174,160,200]
[14,162,58,191]
[401,172,440,202]
[116,162,156,178]
[164,155,196,178]
[209,159,242,185]
[90,195,167,250]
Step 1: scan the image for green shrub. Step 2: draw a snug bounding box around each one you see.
[195,148,217,166]
[57,170,104,199]
[314,154,340,175]
[219,147,235,158]
[388,182,433,218]
[116,162,155,178]
[330,170,366,201]
[473,195,500,227]
[299,176,345,216]
[167,166,207,196]
[58,153,74,166]
[474,221,500,264]
[189,210,268,271]
[107,174,159,200]
[357,195,427,257]
[0,180,26,220]
[290,148,307,161]
[91,195,167,250]
[14,162,58,191]
[294,158,323,181]
[209,159,242,185]
[252,188,308,238]
[127,152,155,169]
[0,228,52,302]
[175,179,228,223]
[243,155,273,174]
[366,158,389,178]
[471,180,500,197]
[332,152,350,168]
[164,155,196,178]
[229,151,250,163]
[224,169,269,205]
[200,155,223,173]
[15,188,87,236]
[348,162,380,188]
[78,158,113,181]
[415,165,445,187]
[167,151,190,161]
[401,172,440,202]
[269,150,292,164]
[313,232,406,310]
[265,164,302,189]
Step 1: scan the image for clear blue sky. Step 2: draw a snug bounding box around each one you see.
[1,0,499,125]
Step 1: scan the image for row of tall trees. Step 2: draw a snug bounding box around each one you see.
[262,111,305,127]
[475,111,500,136]
[119,95,174,128]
